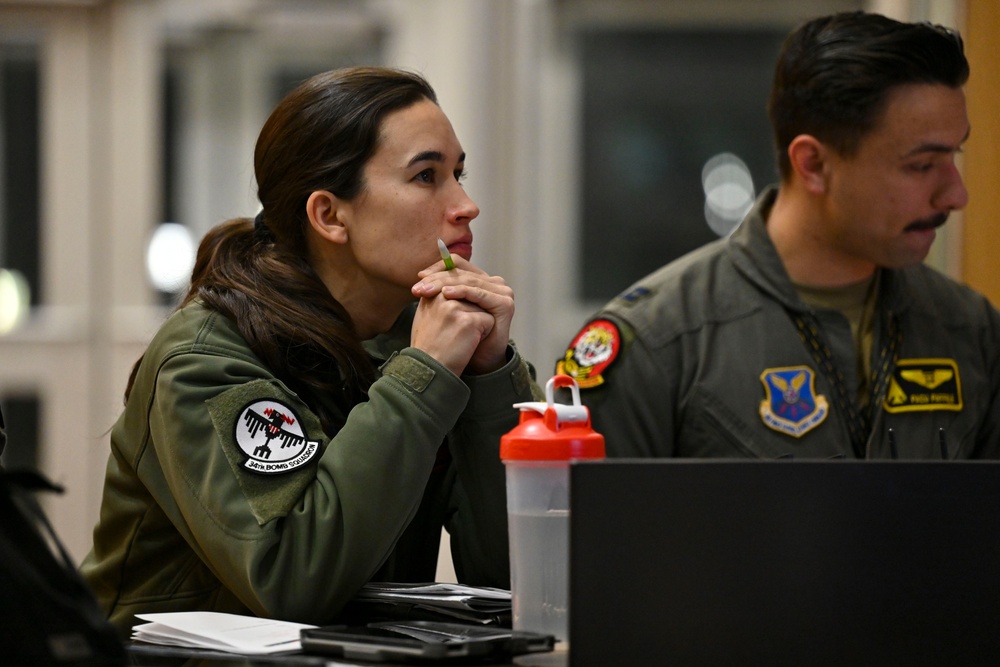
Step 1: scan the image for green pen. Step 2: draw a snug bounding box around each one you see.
[437,238,456,271]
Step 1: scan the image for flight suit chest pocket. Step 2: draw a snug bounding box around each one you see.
[684,389,779,458]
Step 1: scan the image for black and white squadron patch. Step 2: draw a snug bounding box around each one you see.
[235,399,320,474]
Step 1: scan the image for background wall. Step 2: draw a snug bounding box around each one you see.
[963,0,1000,307]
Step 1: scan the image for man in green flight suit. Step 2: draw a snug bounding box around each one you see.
[557,11,1000,460]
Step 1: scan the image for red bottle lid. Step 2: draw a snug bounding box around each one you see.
[500,374,606,462]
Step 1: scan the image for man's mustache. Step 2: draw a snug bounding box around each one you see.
[904,212,949,232]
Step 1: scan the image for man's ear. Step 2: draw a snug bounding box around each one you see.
[787,135,829,195]
[306,190,349,245]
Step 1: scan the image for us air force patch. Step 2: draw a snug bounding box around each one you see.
[883,358,962,413]
[555,319,621,389]
[235,399,320,474]
[759,366,829,438]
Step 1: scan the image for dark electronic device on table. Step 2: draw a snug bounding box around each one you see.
[300,620,555,663]
[569,459,1000,667]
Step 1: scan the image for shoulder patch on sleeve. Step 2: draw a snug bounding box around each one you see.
[207,379,326,524]
[234,399,321,474]
[555,319,621,389]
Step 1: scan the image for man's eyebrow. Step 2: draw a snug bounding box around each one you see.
[903,127,971,157]
[407,150,466,167]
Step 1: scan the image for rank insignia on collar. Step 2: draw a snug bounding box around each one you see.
[556,319,621,389]
[883,358,962,413]
[235,399,321,474]
[617,286,652,305]
[759,366,829,438]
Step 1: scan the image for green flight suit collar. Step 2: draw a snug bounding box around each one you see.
[728,185,913,319]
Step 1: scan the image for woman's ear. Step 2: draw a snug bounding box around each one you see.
[306,190,349,245]
[787,135,829,195]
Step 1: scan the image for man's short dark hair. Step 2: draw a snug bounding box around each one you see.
[768,11,968,180]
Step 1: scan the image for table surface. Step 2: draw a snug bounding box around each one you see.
[126,642,569,666]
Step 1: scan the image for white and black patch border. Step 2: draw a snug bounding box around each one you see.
[233,398,320,475]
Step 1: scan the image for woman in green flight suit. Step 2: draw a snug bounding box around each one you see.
[81,67,538,635]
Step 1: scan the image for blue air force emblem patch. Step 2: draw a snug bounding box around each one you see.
[235,399,320,474]
[759,366,829,438]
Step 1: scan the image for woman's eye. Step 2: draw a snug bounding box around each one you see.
[415,169,435,184]
[455,169,467,183]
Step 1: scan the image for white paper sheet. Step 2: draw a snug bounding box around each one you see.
[132,611,316,655]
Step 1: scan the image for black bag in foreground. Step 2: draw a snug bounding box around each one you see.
[0,467,125,665]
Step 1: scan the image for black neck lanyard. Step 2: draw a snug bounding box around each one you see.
[792,311,901,457]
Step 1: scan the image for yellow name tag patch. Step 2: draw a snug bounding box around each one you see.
[883,358,962,413]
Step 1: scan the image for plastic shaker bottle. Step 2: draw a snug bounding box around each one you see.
[499,374,605,643]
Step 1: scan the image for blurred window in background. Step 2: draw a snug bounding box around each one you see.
[0,42,39,330]
[0,42,40,469]
[578,27,784,302]
[157,11,382,304]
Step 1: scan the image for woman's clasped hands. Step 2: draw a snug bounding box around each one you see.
[410,253,514,378]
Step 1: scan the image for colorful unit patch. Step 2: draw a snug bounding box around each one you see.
[556,319,621,389]
[759,366,829,438]
[883,358,962,413]
[234,399,321,474]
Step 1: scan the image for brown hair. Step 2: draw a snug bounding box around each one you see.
[127,67,438,431]
[768,11,967,180]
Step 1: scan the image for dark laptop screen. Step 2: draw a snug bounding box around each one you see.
[569,460,1000,667]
